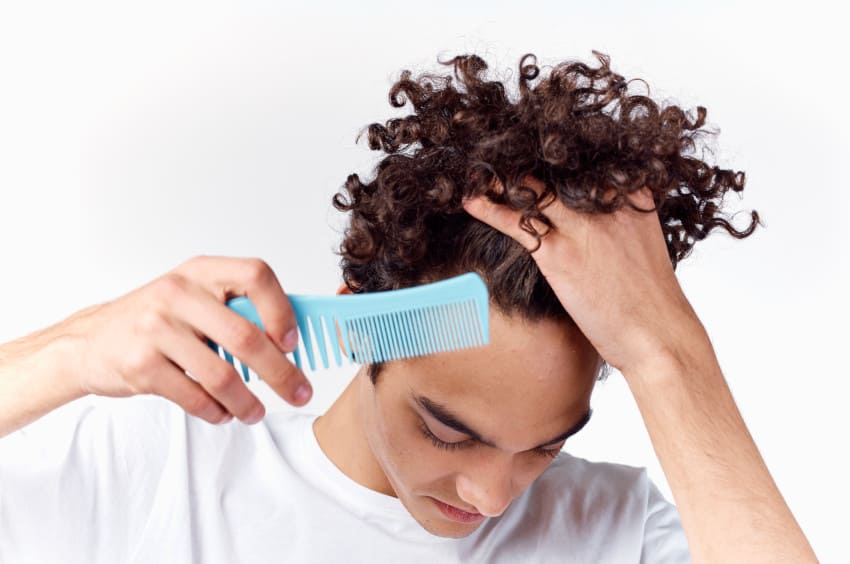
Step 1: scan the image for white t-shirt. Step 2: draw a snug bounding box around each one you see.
[0,396,691,563]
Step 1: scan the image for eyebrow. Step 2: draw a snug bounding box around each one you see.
[411,393,593,450]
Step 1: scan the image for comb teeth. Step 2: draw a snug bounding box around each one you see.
[208,272,490,379]
[340,300,486,366]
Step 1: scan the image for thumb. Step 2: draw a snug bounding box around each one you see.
[462,195,543,252]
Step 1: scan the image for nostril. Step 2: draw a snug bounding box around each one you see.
[455,463,517,517]
[481,500,511,518]
[459,495,511,518]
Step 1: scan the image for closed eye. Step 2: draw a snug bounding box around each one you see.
[416,418,561,460]
[416,418,472,450]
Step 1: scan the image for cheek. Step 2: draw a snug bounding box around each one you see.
[373,404,453,489]
[517,458,557,491]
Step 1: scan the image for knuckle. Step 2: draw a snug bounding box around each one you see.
[123,345,156,375]
[266,362,300,388]
[152,273,189,302]
[205,365,240,394]
[243,258,273,286]
[230,322,264,353]
[128,375,153,395]
[123,351,159,392]
[184,392,214,416]
[136,308,170,336]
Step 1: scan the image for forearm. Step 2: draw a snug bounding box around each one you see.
[623,326,817,563]
[0,326,86,438]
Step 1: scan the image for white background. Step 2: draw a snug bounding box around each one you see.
[1,1,847,561]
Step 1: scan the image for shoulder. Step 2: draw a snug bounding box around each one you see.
[506,451,671,538]
[0,394,180,465]
[486,452,690,562]
[533,451,654,503]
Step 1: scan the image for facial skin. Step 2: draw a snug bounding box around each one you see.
[312,283,601,539]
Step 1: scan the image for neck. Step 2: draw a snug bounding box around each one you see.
[312,369,396,497]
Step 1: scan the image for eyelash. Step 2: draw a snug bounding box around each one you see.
[416,419,561,460]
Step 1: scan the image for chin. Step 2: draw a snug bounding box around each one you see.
[418,517,483,539]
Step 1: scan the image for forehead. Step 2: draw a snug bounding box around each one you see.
[391,307,598,416]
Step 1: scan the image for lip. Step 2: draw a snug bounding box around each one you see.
[430,497,485,524]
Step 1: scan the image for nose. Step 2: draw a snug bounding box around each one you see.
[455,457,517,517]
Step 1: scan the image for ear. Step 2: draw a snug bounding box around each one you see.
[336,283,353,296]
[334,282,353,356]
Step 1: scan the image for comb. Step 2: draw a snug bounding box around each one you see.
[205,272,490,380]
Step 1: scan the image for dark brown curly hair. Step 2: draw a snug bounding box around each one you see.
[331,51,761,386]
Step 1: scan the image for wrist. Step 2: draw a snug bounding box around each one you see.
[2,327,88,426]
[620,319,718,387]
[43,332,89,402]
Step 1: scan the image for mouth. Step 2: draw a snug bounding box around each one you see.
[430,497,485,524]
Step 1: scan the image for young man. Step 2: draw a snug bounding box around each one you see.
[0,53,816,562]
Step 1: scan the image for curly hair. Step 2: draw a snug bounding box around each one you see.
[331,51,761,385]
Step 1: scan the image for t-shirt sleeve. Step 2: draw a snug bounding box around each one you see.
[640,478,692,564]
[0,396,176,563]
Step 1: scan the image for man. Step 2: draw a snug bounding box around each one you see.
[0,52,816,562]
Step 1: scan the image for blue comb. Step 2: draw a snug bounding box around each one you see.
[205,272,490,380]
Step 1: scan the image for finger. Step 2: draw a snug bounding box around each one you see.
[462,195,550,252]
[153,312,268,423]
[624,185,657,212]
[174,256,299,353]
[163,277,312,409]
[143,354,233,425]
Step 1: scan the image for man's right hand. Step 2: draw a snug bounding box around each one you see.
[52,255,312,425]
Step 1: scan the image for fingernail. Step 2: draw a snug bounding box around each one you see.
[294,383,312,404]
[283,328,299,350]
[246,406,265,425]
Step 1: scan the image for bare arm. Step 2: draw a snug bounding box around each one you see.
[0,323,84,437]
[623,321,818,563]
[462,185,818,563]
[0,256,313,440]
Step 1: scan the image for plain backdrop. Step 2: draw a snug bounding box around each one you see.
[1,1,847,561]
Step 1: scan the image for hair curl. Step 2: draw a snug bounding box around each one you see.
[332,51,761,385]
